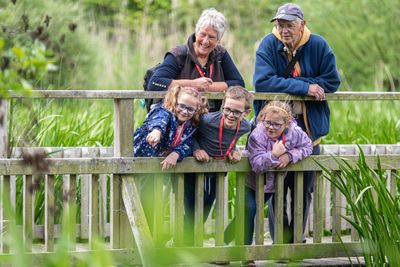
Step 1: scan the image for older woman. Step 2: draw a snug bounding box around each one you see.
[148,8,245,111]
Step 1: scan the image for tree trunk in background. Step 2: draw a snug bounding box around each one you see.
[185,0,194,36]
[170,0,179,44]
[139,0,154,67]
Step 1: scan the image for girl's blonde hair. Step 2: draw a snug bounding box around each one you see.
[257,100,292,123]
[164,85,208,126]
[223,85,253,110]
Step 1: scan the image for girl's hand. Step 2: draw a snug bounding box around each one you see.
[277,153,290,169]
[161,152,180,170]
[272,140,286,158]
[227,150,241,163]
[193,149,210,162]
[146,129,162,147]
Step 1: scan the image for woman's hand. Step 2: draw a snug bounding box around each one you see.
[194,149,210,162]
[272,140,286,158]
[146,129,162,147]
[161,152,180,170]
[227,150,241,163]
[192,77,213,92]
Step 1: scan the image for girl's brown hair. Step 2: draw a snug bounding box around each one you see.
[256,100,292,123]
[164,85,208,126]
[223,85,253,110]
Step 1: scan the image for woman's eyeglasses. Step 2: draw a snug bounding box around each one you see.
[222,107,244,118]
[263,120,284,130]
[176,103,197,115]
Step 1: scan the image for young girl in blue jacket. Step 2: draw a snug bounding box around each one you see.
[134,85,208,170]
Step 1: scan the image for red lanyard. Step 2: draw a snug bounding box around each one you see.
[195,63,213,78]
[276,131,286,145]
[217,115,240,159]
[171,122,187,148]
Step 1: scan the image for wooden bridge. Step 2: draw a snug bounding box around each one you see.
[0,91,400,266]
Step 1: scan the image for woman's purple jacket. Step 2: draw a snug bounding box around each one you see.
[245,120,313,193]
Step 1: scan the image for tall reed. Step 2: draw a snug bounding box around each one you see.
[319,149,400,265]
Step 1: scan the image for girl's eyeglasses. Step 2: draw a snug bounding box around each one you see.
[263,120,284,130]
[176,103,197,115]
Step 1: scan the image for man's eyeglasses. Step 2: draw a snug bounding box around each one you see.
[263,120,284,130]
[222,107,244,118]
[176,103,197,115]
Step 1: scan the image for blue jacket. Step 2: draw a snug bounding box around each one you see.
[133,103,196,161]
[253,29,340,141]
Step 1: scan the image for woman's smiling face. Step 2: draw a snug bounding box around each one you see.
[194,26,219,58]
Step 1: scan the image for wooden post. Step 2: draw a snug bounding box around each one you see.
[274,172,285,244]
[215,173,225,246]
[313,171,324,243]
[23,175,33,252]
[293,172,304,243]
[153,173,164,246]
[89,174,100,249]
[332,172,342,242]
[234,172,246,246]
[194,173,204,247]
[173,174,184,246]
[111,99,134,248]
[255,174,264,245]
[45,174,55,252]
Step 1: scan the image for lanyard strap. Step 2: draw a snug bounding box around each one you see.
[195,63,214,78]
[171,121,188,148]
[276,131,286,145]
[218,116,240,158]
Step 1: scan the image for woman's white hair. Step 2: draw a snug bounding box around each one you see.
[195,8,227,41]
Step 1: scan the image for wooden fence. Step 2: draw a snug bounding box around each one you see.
[1,90,400,266]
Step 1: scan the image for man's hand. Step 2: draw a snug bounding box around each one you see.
[160,152,180,170]
[308,84,325,101]
[193,149,210,162]
[227,150,241,163]
[146,129,162,147]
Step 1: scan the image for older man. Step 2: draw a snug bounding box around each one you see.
[253,3,340,243]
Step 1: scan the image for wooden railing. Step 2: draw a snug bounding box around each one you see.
[1,90,400,266]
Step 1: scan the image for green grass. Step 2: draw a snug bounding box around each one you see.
[318,149,400,265]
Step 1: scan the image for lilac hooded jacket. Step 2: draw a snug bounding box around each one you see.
[245,120,313,193]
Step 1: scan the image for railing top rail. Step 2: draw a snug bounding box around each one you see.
[7,90,400,101]
[0,155,399,175]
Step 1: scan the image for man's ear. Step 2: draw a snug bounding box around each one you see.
[243,109,251,116]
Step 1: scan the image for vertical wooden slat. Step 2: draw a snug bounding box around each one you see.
[215,173,225,246]
[0,99,7,253]
[324,178,331,234]
[23,175,33,252]
[100,147,110,239]
[293,172,304,243]
[234,172,246,246]
[122,176,154,267]
[174,174,184,246]
[390,170,397,198]
[332,172,342,242]
[274,172,285,244]
[110,174,121,248]
[1,175,11,253]
[112,98,134,248]
[89,174,100,248]
[153,173,164,246]
[350,185,359,242]
[64,174,77,250]
[255,174,265,245]
[45,174,55,252]
[313,171,324,243]
[194,173,204,247]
